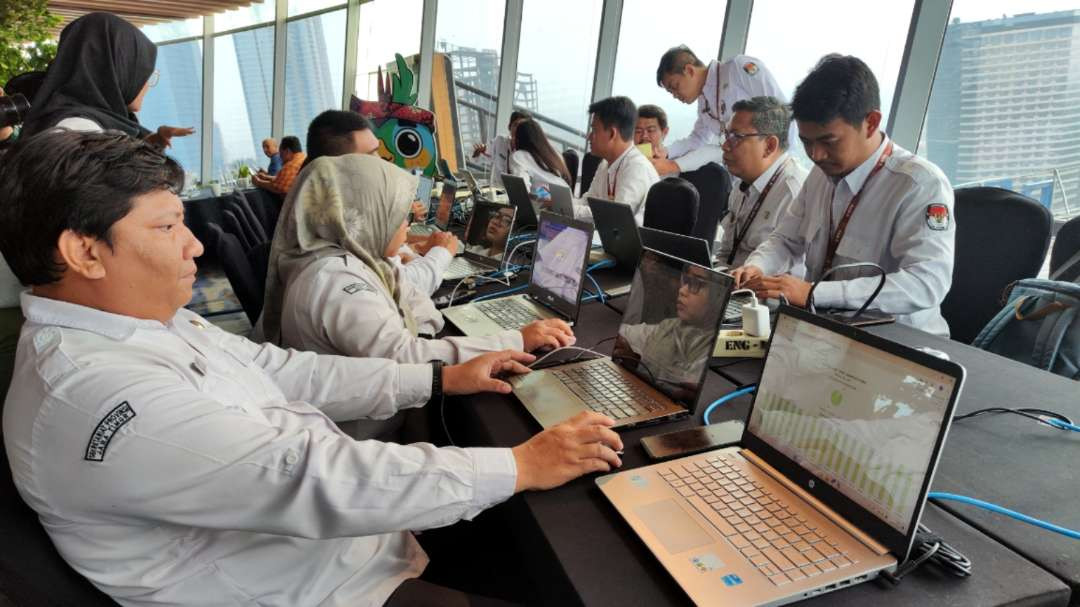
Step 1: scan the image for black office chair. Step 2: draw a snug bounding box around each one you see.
[224,190,269,247]
[1050,214,1080,282]
[242,188,283,237]
[681,162,733,243]
[562,148,579,191]
[208,223,265,324]
[247,241,273,320]
[942,187,1052,344]
[643,177,699,236]
[579,152,602,196]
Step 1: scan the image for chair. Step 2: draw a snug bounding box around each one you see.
[222,209,255,252]
[208,223,264,324]
[1050,214,1080,282]
[242,188,283,237]
[680,162,733,243]
[942,187,1052,344]
[579,153,602,196]
[562,148,580,191]
[247,242,273,320]
[643,177,700,235]
[224,191,269,246]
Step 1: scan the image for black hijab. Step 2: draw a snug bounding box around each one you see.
[22,13,157,138]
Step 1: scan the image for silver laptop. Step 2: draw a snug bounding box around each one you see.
[547,181,576,216]
[510,249,732,429]
[410,180,457,236]
[461,167,499,203]
[598,306,965,606]
[443,211,594,335]
[442,200,518,282]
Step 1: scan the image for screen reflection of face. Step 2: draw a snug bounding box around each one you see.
[676,265,711,326]
[485,208,514,251]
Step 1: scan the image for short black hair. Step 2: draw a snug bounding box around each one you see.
[791,54,880,127]
[0,130,183,286]
[656,45,705,86]
[637,104,668,131]
[588,96,637,142]
[509,109,531,125]
[280,135,303,153]
[306,110,374,164]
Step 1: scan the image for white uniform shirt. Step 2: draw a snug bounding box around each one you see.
[508,150,568,194]
[3,293,517,606]
[281,253,523,362]
[574,145,660,225]
[665,56,790,173]
[394,246,454,296]
[485,135,513,187]
[745,136,956,337]
[717,153,808,270]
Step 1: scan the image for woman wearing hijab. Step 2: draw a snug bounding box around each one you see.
[257,154,575,366]
[21,12,193,147]
[508,119,572,195]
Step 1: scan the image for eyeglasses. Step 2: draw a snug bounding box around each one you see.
[721,130,770,149]
[147,70,161,88]
[680,273,708,295]
[490,212,514,227]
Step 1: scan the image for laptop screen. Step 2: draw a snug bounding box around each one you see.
[613,249,731,407]
[747,312,959,535]
[434,183,456,230]
[528,212,592,314]
[462,201,517,265]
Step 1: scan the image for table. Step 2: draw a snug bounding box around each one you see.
[445,301,1073,606]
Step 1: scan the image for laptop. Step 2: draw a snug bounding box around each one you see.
[461,167,500,203]
[510,249,733,429]
[547,181,576,216]
[442,200,518,282]
[437,157,458,182]
[409,180,457,237]
[597,305,965,606]
[639,227,712,267]
[587,197,645,297]
[501,174,540,229]
[442,211,594,335]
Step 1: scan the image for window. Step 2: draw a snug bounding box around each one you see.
[611,1,727,144]
[920,1,1080,219]
[141,17,202,44]
[283,9,347,140]
[288,0,346,18]
[745,0,917,169]
[140,40,203,180]
[355,0,423,100]
[515,0,603,152]
[215,1,275,32]
[435,0,507,158]
[212,26,275,181]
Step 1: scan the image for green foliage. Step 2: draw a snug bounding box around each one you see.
[390,53,417,106]
[237,165,251,178]
[0,0,59,87]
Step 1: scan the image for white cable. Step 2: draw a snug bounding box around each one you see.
[528,346,610,368]
[503,238,537,273]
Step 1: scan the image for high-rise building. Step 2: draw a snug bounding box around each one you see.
[925,10,1080,215]
[283,16,338,140]
[140,41,203,179]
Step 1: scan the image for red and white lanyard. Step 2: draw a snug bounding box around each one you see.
[822,141,894,273]
[727,158,788,266]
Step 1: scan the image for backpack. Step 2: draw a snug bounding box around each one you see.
[972,279,1080,380]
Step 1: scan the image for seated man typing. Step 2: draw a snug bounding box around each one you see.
[0,130,623,606]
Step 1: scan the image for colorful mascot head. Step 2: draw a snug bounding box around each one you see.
[350,53,438,176]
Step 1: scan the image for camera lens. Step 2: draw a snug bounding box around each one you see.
[0,94,30,129]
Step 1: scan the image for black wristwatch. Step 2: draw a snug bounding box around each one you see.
[430,360,445,402]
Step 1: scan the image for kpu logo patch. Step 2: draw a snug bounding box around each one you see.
[85,401,136,461]
[926,204,950,231]
[343,282,374,295]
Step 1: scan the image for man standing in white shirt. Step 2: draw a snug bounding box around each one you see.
[653,45,789,176]
[574,96,660,225]
[473,109,531,188]
[716,96,808,269]
[0,130,624,606]
[733,55,955,337]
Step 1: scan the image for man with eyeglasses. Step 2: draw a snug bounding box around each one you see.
[652,45,788,176]
[716,96,807,270]
[732,55,954,338]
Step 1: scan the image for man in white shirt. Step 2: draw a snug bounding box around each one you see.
[733,55,955,337]
[716,96,808,269]
[653,45,789,177]
[472,110,531,188]
[574,96,660,225]
[0,130,623,606]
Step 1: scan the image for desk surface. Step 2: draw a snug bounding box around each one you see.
[449,302,1071,606]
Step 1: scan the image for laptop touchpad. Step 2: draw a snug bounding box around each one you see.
[634,499,713,554]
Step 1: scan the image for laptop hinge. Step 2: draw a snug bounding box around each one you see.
[739,449,891,557]
[522,293,574,324]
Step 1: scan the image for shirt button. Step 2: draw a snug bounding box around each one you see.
[285,451,299,466]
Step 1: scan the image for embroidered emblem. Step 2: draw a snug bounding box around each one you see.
[342,282,373,295]
[85,401,136,462]
[926,204,950,231]
[742,62,758,76]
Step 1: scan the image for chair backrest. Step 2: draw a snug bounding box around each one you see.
[208,223,263,324]
[562,148,580,191]
[246,242,273,321]
[222,209,255,253]
[681,162,733,242]
[579,152,602,196]
[224,191,269,247]
[242,188,282,237]
[1050,214,1080,282]
[942,186,1052,343]
[643,177,699,236]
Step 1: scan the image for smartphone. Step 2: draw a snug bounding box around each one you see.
[640,421,744,461]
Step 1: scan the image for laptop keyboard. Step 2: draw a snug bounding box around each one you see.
[659,454,856,586]
[724,296,750,323]
[552,363,665,420]
[475,298,542,330]
[444,257,488,280]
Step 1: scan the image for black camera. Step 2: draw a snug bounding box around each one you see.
[0,94,30,129]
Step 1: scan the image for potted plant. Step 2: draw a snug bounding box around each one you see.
[236,165,252,189]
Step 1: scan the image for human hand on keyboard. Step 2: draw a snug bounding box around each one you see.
[443,350,535,395]
[512,411,623,492]
[520,319,575,352]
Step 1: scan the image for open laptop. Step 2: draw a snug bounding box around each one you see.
[442,200,518,282]
[639,227,712,267]
[547,181,576,216]
[443,211,594,335]
[597,305,965,606]
[501,174,540,229]
[511,249,733,429]
[461,167,500,203]
[587,197,645,297]
[409,180,457,237]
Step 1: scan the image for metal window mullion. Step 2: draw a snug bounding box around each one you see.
[270,0,288,141]
[341,0,361,109]
[200,14,214,181]
[887,0,954,151]
[416,0,438,109]
[718,0,753,61]
[494,0,524,137]
[590,0,622,103]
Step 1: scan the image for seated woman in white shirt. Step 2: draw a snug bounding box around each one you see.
[508,119,572,197]
[257,154,575,365]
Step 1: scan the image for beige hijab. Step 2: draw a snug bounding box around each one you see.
[258,154,418,344]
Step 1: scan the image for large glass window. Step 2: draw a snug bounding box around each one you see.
[611,1,727,144]
[141,17,202,44]
[355,0,423,100]
[435,0,507,158]
[215,1,275,32]
[920,2,1080,219]
[212,26,275,182]
[283,9,347,139]
[516,0,603,152]
[288,0,346,18]
[140,40,203,180]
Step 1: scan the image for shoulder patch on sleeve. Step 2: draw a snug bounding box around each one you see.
[85,401,136,462]
[342,282,374,295]
[743,62,758,76]
[926,204,950,231]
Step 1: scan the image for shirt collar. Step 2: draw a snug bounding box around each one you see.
[838,133,890,193]
[21,291,169,341]
[284,152,307,168]
[749,152,790,193]
[702,59,720,106]
[608,144,636,172]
